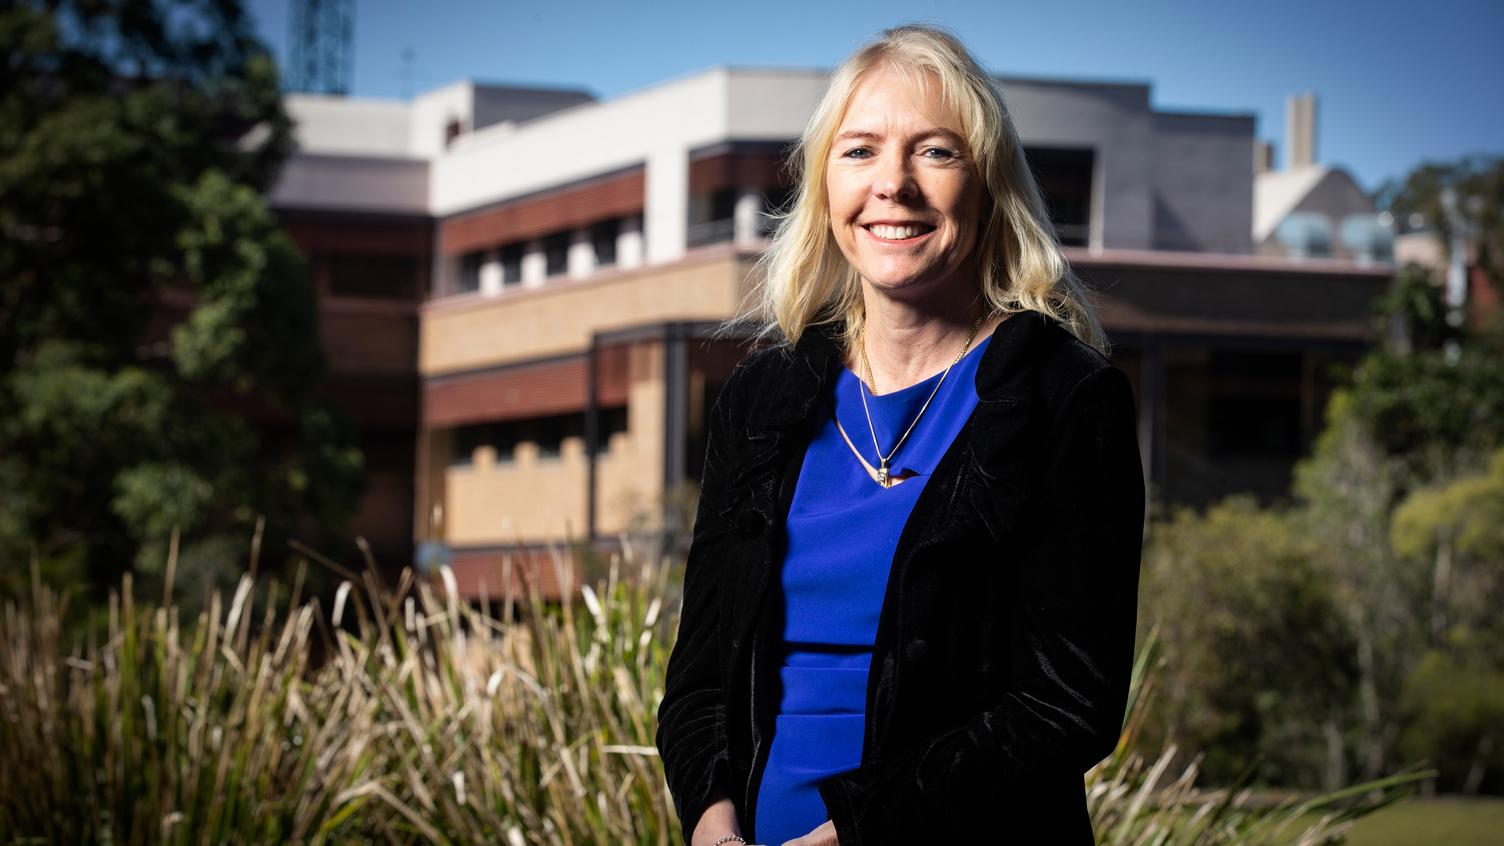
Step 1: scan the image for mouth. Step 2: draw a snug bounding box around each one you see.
[864,223,936,242]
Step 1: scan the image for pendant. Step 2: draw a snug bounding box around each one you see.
[877,462,889,487]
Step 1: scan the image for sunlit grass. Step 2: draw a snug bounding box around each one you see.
[1331,797,1504,846]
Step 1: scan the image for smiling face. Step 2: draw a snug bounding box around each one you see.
[826,63,985,305]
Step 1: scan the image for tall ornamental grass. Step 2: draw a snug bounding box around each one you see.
[1,544,1422,845]
[1,545,677,845]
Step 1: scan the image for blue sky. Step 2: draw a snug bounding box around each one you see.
[245,0,1503,193]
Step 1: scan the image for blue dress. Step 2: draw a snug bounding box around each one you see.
[753,336,988,844]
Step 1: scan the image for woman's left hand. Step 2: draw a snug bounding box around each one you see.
[780,820,838,846]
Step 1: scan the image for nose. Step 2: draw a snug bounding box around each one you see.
[873,150,916,203]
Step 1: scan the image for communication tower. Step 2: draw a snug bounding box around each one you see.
[285,0,354,95]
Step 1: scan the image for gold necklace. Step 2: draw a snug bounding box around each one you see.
[855,315,984,488]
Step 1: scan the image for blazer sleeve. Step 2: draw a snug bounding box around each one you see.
[656,366,743,840]
[818,365,1146,843]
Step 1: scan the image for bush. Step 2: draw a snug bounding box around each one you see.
[1140,498,1360,789]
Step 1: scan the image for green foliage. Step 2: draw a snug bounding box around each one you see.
[1091,637,1424,846]
[169,170,324,401]
[1387,450,1504,794]
[1398,650,1504,795]
[1392,448,1504,563]
[0,0,362,597]
[1141,499,1359,788]
[0,547,1419,845]
[1347,266,1504,471]
[1375,154,1504,288]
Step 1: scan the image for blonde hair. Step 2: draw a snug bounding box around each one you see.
[756,24,1106,352]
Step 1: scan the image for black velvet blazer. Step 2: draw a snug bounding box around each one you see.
[655,311,1145,845]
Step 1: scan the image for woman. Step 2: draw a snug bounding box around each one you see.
[656,25,1144,846]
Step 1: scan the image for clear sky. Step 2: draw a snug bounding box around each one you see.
[246,0,1503,193]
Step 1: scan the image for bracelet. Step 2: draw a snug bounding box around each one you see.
[712,837,746,846]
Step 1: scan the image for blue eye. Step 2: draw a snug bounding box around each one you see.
[842,147,872,159]
[922,147,956,159]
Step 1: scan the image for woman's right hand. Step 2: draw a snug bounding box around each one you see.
[691,789,757,846]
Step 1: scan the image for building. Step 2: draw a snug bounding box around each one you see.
[1254,94,1393,263]
[266,69,1393,594]
[265,83,595,570]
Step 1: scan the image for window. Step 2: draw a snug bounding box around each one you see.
[452,414,598,465]
[458,251,484,293]
[451,422,521,466]
[1023,148,1094,247]
[1206,353,1303,456]
[592,406,628,454]
[688,188,738,248]
[328,255,417,299]
[544,232,570,277]
[500,243,524,286]
[592,219,619,267]
[518,414,583,460]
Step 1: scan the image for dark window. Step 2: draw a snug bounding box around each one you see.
[1024,147,1094,247]
[453,414,598,465]
[451,422,521,466]
[458,251,484,293]
[328,255,418,299]
[688,188,739,247]
[592,219,620,267]
[593,406,628,454]
[500,243,524,286]
[544,232,570,277]
[1206,352,1303,456]
[519,413,582,460]
[709,188,738,223]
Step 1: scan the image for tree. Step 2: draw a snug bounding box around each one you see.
[1346,265,1504,478]
[1375,154,1504,289]
[1140,498,1360,789]
[1390,449,1504,794]
[0,0,364,600]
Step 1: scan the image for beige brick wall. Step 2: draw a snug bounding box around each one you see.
[596,342,665,537]
[420,250,754,376]
[424,250,759,547]
[446,439,589,545]
[442,341,668,546]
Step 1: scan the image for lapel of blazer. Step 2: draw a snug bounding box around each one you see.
[723,314,1053,645]
[898,311,1049,559]
[861,311,1052,762]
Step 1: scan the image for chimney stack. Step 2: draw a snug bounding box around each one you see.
[1254,140,1274,175]
[1286,93,1317,169]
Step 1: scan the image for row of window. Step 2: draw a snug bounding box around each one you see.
[686,186,792,249]
[450,408,629,467]
[457,218,627,294]
[455,186,798,296]
[1272,212,1394,262]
